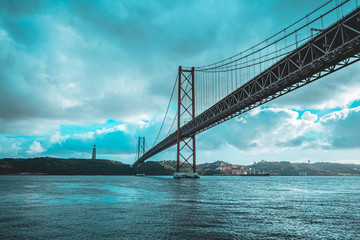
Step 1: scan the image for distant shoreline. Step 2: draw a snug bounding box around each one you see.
[1,157,360,176]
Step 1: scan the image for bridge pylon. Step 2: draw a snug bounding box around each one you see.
[136,137,146,176]
[174,66,199,179]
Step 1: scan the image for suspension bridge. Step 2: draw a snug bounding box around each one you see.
[134,0,360,178]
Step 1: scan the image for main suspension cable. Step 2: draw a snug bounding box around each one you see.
[195,0,347,70]
[152,75,178,147]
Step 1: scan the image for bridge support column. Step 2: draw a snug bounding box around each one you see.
[175,66,199,179]
[136,137,146,176]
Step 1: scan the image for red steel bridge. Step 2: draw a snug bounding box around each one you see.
[134,0,360,176]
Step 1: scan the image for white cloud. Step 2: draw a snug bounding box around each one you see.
[320,107,360,123]
[72,132,95,140]
[96,124,127,134]
[10,143,21,154]
[199,107,322,154]
[268,63,360,110]
[136,120,150,129]
[195,106,360,164]
[319,107,360,149]
[301,111,318,122]
[50,132,70,144]
[26,141,45,155]
[65,124,128,142]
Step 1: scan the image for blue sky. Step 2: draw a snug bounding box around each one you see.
[0,0,360,164]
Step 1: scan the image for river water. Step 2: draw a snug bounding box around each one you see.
[0,175,359,239]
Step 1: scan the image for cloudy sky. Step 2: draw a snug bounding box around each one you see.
[0,0,360,164]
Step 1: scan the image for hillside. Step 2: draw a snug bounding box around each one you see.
[248,161,360,176]
[1,158,359,176]
[143,160,360,176]
[142,160,238,175]
[0,157,132,175]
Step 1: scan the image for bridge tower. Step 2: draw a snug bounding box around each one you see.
[136,137,146,175]
[174,66,199,178]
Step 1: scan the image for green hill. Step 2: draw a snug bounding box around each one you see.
[0,157,132,175]
[1,158,359,176]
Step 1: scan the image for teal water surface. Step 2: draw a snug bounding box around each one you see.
[0,175,359,239]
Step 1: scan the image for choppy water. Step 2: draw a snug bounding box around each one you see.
[0,175,359,239]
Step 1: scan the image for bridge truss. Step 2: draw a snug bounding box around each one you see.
[134,1,360,168]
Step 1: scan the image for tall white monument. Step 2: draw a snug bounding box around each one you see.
[92,145,96,160]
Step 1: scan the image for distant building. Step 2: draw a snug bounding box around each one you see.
[215,167,222,171]
[92,145,96,160]
[231,167,243,175]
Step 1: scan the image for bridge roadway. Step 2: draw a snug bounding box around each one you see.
[134,7,360,167]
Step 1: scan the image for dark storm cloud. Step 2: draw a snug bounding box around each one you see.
[0,0,44,15]
[276,136,317,148]
[0,0,334,132]
[0,0,257,135]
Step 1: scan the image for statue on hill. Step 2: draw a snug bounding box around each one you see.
[92,145,96,160]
